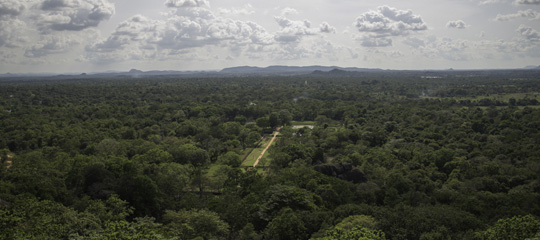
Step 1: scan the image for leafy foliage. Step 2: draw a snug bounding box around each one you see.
[1,70,540,239]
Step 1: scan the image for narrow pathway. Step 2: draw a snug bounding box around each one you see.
[253,127,281,167]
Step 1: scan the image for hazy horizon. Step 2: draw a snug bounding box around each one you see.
[1,0,539,73]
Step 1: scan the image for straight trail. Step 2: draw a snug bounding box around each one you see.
[253,127,281,167]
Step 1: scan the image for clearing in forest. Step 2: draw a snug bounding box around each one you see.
[241,127,281,167]
[252,127,281,167]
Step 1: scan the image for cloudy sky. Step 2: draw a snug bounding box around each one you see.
[1,0,539,73]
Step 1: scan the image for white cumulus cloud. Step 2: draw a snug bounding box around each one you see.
[495,9,540,21]
[446,20,468,29]
[87,4,278,62]
[319,22,336,33]
[517,25,540,41]
[274,16,318,42]
[0,19,28,48]
[218,4,255,16]
[354,6,427,47]
[165,0,210,8]
[515,0,540,4]
[355,6,427,36]
[281,7,299,16]
[87,15,160,53]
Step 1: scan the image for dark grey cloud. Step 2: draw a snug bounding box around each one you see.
[41,0,69,11]
[517,25,540,41]
[446,20,467,29]
[0,0,25,18]
[165,0,209,8]
[515,0,540,4]
[495,9,540,21]
[36,0,115,32]
[25,36,78,57]
[355,6,427,37]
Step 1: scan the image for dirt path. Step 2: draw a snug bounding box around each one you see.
[253,127,281,167]
[3,154,13,169]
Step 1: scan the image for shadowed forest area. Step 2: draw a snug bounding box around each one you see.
[1,69,540,239]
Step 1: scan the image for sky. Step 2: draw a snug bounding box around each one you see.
[0,0,539,73]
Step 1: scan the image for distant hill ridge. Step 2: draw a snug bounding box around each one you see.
[524,65,540,69]
[2,65,539,78]
[220,65,382,74]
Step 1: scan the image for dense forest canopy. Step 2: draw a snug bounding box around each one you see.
[1,69,540,239]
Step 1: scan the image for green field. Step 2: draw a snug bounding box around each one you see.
[240,136,273,167]
[290,121,316,125]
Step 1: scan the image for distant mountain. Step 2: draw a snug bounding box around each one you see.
[311,68,354,76]
[220,66,262,73]
[129,69,144,74]
[0,73,15,77]
[524,65,540,69]
[220,65,382,75]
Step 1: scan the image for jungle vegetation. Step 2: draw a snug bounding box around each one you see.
[1,69,540,239]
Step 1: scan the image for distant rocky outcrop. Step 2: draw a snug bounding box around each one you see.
[314,163,367,183]
[129,69,143,74]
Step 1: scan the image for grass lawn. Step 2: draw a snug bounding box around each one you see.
[290,121,316,125]
[256,154,272,167]
[240,136,273,167]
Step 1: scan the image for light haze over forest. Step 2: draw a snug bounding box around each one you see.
[0,0,539,73]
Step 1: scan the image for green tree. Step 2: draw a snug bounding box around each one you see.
[258,184,318,221]
[264,208,307,240]
[256,117,270,129]
[316,226,387,240]
[334,215,379,232]
[80,217,165,240]
[84,194,134,222]
[278,109,293,126]
[269,112,280,129]
[239,223,261,240]
[0,196,101,239]
[475,215,540,240]
[153,162,192,209]
[117,174,160,217]
[217,151,242,167]
[163,209,229,240]
[132,148,173,164]
[246,131,262,148]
